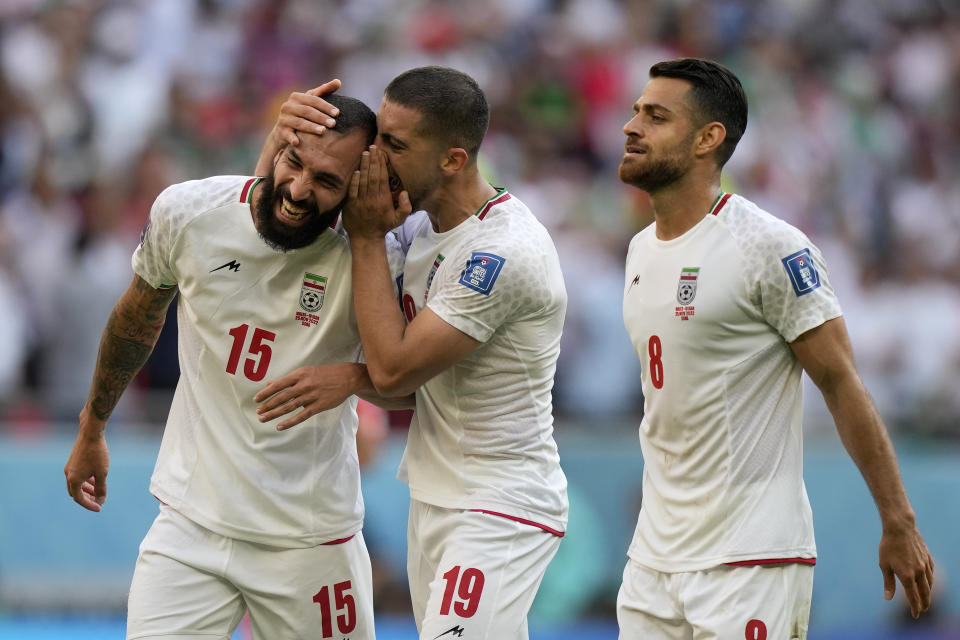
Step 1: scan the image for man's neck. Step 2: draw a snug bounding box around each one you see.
[649,173,723,241]
[426,173,499,233]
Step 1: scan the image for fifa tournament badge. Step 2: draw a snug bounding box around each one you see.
[296,272,326,327]
[675,267,699,321]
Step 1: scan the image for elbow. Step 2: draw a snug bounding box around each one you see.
[368,365,418,398]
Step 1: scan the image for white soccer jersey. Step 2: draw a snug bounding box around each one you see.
[395,190,569,533]
[621,193,842,572]
[133,175,401,548]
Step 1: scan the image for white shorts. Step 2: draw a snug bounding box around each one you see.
[616,558,813,640]
[126,505,374,640]
[407,499,563,640]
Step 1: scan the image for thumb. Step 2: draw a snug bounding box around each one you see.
[308,79,341,97]
[882,567,896,600]
[397,191,412,216]
[95,472,108,505]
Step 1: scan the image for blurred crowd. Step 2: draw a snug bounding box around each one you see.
[1,0,958,435]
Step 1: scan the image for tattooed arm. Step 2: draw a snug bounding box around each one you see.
[64,275,178,511]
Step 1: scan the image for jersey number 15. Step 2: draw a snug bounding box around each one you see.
[226,324,276,381]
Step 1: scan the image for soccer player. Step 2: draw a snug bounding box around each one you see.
[262,67,569,640]
[616,57,934,638]
[63,89,406,639]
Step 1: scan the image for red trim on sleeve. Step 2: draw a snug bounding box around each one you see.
[469,509,565,537]
[725,557,816,567]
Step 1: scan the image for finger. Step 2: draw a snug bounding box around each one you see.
[277,408,314,431]
[397,190,413,217]
[279,109,335,134]
[916,569,932,612]
[358,151,371,198]
[258,397,302,422]
[257,390,299,416]
[307,79,341,98]
[82,480,96,496]
[366,146,382,201]
[349,170,360,200]
[254,376,299,403]
[373,147,388,200]
[94,471,107,505]
[882,566,895,600]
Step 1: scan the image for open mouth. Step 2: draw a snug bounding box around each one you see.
[279,198,311,223]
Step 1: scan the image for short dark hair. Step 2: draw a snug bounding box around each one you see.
[325,93,377,146]
[384,66,489,161]
[650,58,747,167]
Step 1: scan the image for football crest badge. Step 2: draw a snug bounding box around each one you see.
[300,273,326,312]
[675,267,699,321]
[296,272,326,327]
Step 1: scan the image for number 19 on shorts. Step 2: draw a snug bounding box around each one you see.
[647,335,664,389]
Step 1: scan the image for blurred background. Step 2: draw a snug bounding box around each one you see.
[1,0,958,638]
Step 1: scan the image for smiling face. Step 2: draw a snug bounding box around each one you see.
[618,76,700,193]
[374,98,445,212]
[254,129,368,251]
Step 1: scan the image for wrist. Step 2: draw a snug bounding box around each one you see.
[78,406,108,438]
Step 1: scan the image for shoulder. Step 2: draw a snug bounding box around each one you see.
[474,192,554,254]
[153,175,254,226]
[714,194,811,258]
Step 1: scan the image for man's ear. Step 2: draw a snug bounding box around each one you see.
[695,122,727,159]
[440,147,470,175]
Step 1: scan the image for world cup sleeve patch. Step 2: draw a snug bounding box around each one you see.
[458,252,506,296]
[781,248,821,296]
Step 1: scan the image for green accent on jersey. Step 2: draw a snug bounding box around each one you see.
[304,273,327,283]
[245,177,264,203]
[708,191,726,215]
[473,188,507,217]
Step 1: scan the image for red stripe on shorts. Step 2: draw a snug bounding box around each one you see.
[469,509,565,537]
[725,557,816,567]
[321,534,356,546]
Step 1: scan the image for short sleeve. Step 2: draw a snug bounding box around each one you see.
[754,226,842,342]
[427,239,543,343]
[132,185,181,289]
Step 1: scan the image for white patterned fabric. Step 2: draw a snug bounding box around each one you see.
[621,193,842,571]
[396,191,569,533]
[133,175,402,548]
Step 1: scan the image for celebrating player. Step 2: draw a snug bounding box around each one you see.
[262,67,569,640]
[616,57,934,638]
[64,88,407,639]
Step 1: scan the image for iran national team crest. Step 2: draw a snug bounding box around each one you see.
[300,273,326,312]
[675,267,699,321]
[677,267,699,304]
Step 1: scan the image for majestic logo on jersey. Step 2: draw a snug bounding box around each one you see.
[424,253,445,302]
[782,248,821,297]
[434,625,465,639]
[300,273,326,311]
[675,267,699,321]
[630,274,640,288]
[458,252,505,296]
[210,259,241,273]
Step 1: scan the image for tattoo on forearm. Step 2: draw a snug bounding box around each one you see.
[86,281,177,421]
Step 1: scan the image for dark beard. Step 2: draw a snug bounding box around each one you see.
[619,154,689,193]
[253,174,341,252]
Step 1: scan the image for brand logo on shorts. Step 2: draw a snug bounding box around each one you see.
[434,625,465,639]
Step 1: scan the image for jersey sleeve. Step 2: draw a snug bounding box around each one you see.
[752,224,842,342]
[132,185,184,289]
[426,237,539,343]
